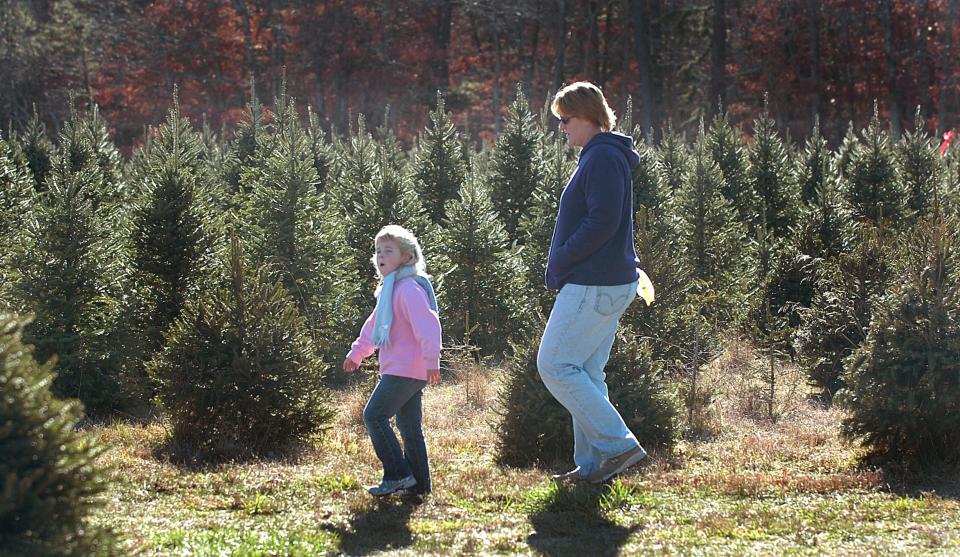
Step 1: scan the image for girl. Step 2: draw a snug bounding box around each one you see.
[343,224,442,497]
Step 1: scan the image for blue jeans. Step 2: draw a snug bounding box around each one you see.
[537,281,642,477]
[363,374,431,493]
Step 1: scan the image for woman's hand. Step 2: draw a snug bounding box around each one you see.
[343,358,359,373]
[427,368,441,385]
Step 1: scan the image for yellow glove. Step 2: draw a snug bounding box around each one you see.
[637,269,655,306]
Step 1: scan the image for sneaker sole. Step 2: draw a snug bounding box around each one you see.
[591,449,647,484]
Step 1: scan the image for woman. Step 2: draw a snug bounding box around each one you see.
[538,81,646,484]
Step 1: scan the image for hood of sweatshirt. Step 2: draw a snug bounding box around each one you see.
[580,131,641,170]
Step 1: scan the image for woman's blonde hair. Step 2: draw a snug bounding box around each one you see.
[372,224,427,277]
[551,81,616,132]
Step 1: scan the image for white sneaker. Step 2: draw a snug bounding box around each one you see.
[367,475,417,496]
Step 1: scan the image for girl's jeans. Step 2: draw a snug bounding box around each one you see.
[363,374,431,493]
[537,280,642,477]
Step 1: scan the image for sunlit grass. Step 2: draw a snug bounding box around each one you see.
[90,348,960,556]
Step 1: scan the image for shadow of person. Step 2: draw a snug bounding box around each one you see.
[321,496,418,555]
[526,482,639,557]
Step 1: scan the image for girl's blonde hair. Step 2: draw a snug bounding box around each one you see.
[371,224,427,277]
[551,81,617,132]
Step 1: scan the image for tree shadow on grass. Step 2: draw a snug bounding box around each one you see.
[321,496,419,556]
[525,481,640,557]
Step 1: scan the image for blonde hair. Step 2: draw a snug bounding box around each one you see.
[551,81,616,132]
[371,224,427,277]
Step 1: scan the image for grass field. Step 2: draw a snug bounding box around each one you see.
[90,352,960,556]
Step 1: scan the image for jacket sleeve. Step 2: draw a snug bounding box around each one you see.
[346,310,377,364]
[549,149,627,269]
[398,283,442,369]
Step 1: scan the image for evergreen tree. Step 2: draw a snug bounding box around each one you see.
[238,90,360,367]
[495,331,678,467]
[629,129,664,213]
[706,110,754,227]
[657,126,689,195]
[668,122,748,324]
[843,106,907,228]
[0,136,33,290]
[794,119,847,261]
[306,107,334,194]
[222,82,268,193]
[412,92,467,225]
[0,315,118,557]
[122,94,218,402]
[896,109,943,223]
[343,139,433,314]
[746,108,799,239]
[59,103,126,208]
[150,236,333,459]
[794,224,893,399]
[10,142,125,414]
[488,85,545,243]
[517,132,574,317]
[329,114,378,217]
[834,122,859,181]
[20,108,54,192]
[841,215,960,468]
[435,169,530,356]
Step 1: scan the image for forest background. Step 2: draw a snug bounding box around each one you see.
[4,0,960,149]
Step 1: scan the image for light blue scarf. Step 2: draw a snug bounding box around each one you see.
[372,264,438,347]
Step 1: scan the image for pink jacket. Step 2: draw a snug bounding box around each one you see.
[346,277,442,380]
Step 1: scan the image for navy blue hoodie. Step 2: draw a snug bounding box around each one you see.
[545,131,641,291]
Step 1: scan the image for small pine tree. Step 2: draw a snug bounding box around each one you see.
[121,93,217,404]
[435,169,530,356]
[0,314,118,556]
[843,105,907,228]
[706,110,754,227]
[657,126,689,195]
[488,85,545,243]
[59,103,126,207]
[150,236,333,459]
[794,119,847,261]
[495,331,678,467]
[746,107,799,239]
[238,91,360,367]
[517,132,575,317]
[668,121,749,324]
[794,223,893,399]
[841,215,960,468]
[20,108,54,192]
[896,108,943,224]
[0,137,34,272]
[329,114,378,217]
[222,81,269,192]
[629,124,664,213]
[11,147,125,414]
[343,142,434,313]
[412,92,467,225]
[306,107,334,193]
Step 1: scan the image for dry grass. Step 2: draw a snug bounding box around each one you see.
[89,342,960,556]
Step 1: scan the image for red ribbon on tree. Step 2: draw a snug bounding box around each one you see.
[940,130,956,156]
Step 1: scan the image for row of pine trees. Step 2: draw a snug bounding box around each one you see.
[2,82,960,552]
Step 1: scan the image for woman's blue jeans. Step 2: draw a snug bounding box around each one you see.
[363,374,431,493]
[537,281,642,477]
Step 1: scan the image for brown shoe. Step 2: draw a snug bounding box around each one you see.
[551,467,583,483]
[585,445,647,484]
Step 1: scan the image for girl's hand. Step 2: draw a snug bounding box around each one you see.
[427,368,441,385]
[343,358,359,373]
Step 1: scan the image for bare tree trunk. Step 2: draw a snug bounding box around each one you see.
[841,7,856,137]
[523,0,541,93]
[629,0,656,140]
[234,1,256,86]
[882,0,902,140]
[938,0,956,136]
[553,0,568,92]
[492,14,503,135]
[809,0,821,124]
[434,0,454,95]
[917,0,931,126]
[709,0,727,117]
